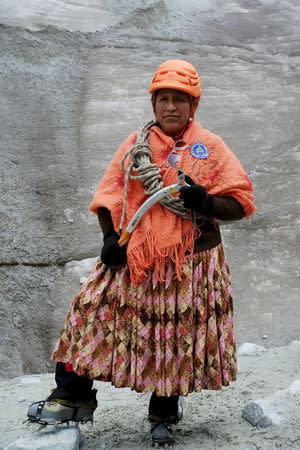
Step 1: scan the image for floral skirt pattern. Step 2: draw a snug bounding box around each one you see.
[51,244,237,397]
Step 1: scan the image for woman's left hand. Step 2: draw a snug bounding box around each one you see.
[101,231,127,267]
[179,184,214,215]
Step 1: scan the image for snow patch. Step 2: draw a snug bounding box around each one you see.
[258,0,278,5]
[165,0,218,10]
[289,340,300,348]
[63,208,74,224]
[19,376,41,385]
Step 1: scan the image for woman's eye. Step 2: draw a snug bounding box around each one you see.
[157,95,188,103]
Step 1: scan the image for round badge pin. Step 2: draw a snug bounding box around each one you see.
[190,142,209,159]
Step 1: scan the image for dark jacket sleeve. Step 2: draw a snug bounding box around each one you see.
[97,197,244,236]
[210,196,244,221]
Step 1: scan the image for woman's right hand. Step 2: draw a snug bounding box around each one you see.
[101,231,127,267]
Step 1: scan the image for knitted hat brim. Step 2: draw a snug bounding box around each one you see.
[149,80,200,98]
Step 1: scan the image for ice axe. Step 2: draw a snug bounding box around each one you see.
[118,140,195,247]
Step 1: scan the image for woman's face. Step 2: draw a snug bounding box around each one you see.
[153,89,192,138]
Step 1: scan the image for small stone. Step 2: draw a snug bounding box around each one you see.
[262,335,268,339]
[237,343,266,356]
[79,276,88,284]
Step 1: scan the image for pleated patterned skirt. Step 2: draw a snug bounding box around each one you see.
[51,243,237,397]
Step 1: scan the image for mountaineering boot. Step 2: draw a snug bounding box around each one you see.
[27,362,97,424]
[150,421,174,447]
[148,393,183,446]
[27,388,98,425]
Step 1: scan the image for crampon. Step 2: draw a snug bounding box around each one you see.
[150,421,174,448]
[27,389,97,425]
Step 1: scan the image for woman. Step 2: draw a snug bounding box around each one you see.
[28,59,256,445]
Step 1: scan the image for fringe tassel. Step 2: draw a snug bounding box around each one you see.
[127,225,200,285]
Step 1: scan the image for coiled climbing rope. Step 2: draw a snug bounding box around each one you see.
[119,120,191,231]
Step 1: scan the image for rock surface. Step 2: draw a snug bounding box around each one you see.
[0,0,299,378]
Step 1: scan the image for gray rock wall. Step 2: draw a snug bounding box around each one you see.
[0,0,299,378]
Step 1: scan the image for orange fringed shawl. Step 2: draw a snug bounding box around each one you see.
[89,120,256,284]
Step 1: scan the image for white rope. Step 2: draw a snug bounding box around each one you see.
[119,120,190,231]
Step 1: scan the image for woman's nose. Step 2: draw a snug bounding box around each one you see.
[166,100,176,110]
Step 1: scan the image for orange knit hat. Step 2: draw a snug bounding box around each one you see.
[149,59,201,98]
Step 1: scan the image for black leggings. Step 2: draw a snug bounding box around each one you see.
[48,362,93,402]
[148,392,179,422]
[50,363,179,420]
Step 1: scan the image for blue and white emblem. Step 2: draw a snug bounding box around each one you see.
[190,142,209,159]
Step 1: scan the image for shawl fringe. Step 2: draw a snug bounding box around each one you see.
[127,225,198,284]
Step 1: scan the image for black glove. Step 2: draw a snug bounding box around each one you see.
[179,184,214,215]
[101,230,127,267]
[183,174,195,186]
